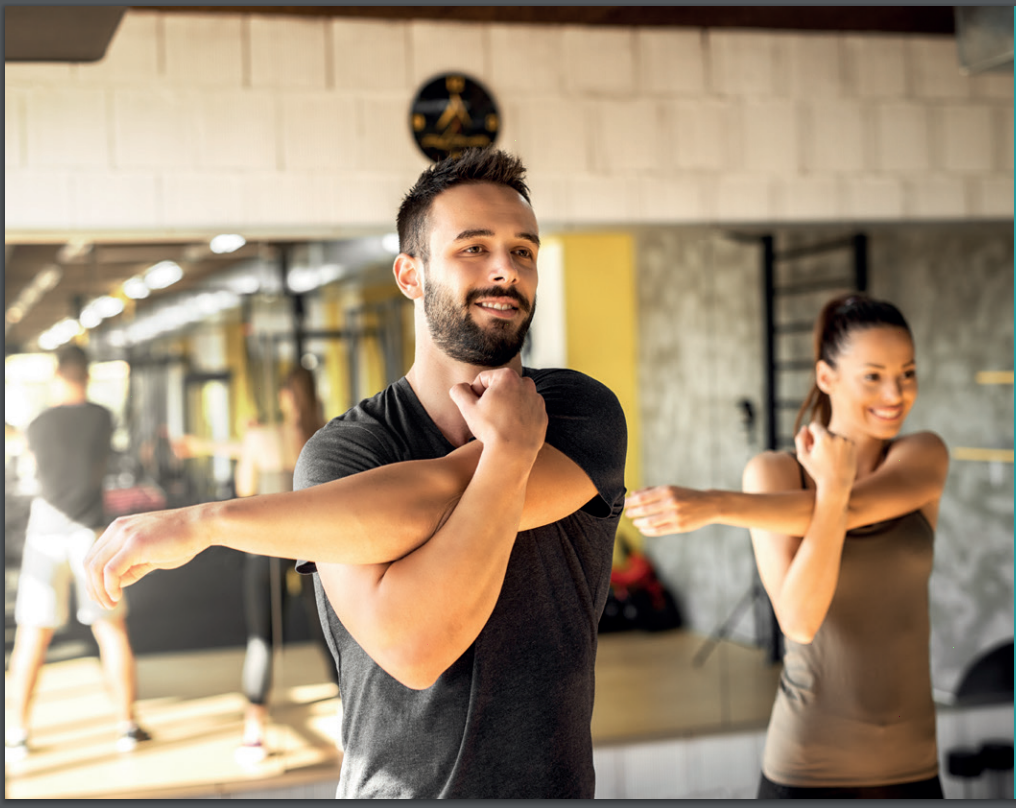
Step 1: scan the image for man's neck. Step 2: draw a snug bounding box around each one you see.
[53,382,88,406]
[405,347,523,448]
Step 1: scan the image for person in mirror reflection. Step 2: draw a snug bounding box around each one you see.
[83,147,627,798]
[626,294,949,799]
[176,366,338,766]
[6,345,151,764]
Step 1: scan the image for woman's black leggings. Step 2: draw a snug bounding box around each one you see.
[241,553,338,706]
[756,772,944,799]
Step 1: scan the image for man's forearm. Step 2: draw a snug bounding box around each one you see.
[206,444,482,565]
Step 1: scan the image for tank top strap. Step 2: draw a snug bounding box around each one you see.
[787,451,807,490]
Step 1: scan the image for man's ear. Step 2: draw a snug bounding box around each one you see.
[393,253,423,300]
[815,359,836,395]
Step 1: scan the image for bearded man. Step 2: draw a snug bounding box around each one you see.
[85,148,627,798]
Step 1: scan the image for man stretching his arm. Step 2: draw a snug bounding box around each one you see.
[85,147,627,797]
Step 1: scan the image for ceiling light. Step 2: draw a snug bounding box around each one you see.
[36,265,63,291]
[79,308,103,329]
[6,306,24,324]
[209,234,246,255]
[94,295,124,318]
[144,261,183,290]
[123,276,150,299]
[38,318,83,350]
[287,267,319,294]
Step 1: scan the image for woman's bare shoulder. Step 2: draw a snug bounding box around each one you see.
[743,450,803,492]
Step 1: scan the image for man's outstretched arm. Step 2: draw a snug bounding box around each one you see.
[84,395,597,611]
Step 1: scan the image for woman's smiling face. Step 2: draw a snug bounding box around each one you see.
[819,325,918,441]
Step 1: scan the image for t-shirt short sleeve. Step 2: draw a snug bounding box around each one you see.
[528,368,628,519]
[293,420,398,575]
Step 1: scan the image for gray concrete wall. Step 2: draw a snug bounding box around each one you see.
[637,223,1013,695]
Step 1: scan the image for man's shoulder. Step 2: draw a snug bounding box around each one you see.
[301,379,419,467]
[525,366,617,397]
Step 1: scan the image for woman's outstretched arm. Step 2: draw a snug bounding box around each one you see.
[626,431,949,536]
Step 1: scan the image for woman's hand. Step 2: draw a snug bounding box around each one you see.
[795,422,856,494]
[625,485,718,536]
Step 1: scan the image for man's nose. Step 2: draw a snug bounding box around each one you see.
[489,249,519,284]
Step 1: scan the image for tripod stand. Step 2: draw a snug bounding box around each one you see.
[692,562,782,667]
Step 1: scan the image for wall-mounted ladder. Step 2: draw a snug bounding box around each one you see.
[762,233,869,452]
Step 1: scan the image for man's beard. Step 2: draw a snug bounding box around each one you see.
[423,278,536,368]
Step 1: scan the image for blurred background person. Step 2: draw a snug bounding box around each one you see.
[5,345,150,763]
[177,365,338,765]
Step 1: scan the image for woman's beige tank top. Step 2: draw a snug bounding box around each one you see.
[761,457,939,787]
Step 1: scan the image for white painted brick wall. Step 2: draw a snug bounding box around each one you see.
[504,97,591,174]
[843,175,905,219]
[331,20,411,92]
[70,172,160,229]
[249,15,329,90]
[163,13,244,87]
[72,11,161,87]
[910,37,972,100]
[973,176,1016,218]
[489,24,566,95]
[940,104,996,172]
[804,100,866,172]
[709,31,788,98]
[162,172,244,228]
[593,98,661,173]
[410,21,492,88]
[905,174,969,218]
[26,88,110,168]
[332,174,415,227]
[969,70,1014,101]
[112,89,199,168]
[714,174,774,221]
[4,10,1012,237]
[6,171,73,228]
[563,26,636,96]
[785,33,844,99]
[637,29,707,97]
[241,172,335,226]
[194,90,277,170]
[874,103,932,172]
[570,176,641,222]
[280,92,359,171]
[358,95,433,174]
[845,35,909,98]
[1002,111,1014,171]
[663,99,739,172]
[741,99,799,173]
[640,175,707,223]
[778,175,841,220]
[5,89,25,167]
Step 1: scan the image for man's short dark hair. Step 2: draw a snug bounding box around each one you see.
[56,344,89,385]
[396,148,532,264]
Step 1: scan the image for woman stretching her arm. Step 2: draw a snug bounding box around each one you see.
[626,294,949,798]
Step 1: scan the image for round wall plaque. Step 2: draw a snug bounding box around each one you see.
[410,74,500,162]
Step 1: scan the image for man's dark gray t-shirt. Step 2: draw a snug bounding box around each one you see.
[27,402,113,531]
[295,368,627,798]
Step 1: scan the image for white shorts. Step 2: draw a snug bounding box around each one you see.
[14,504,126,629]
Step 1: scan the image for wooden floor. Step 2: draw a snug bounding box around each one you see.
[5,631,782,799]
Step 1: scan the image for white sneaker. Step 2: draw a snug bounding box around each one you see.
[115,725,152,753]
[4,731,28,764]
[234,740,268,767]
